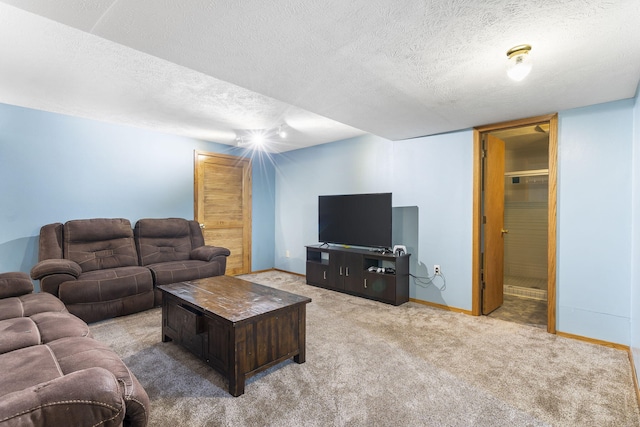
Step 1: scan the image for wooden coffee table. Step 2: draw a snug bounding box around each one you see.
[158,275,311,396]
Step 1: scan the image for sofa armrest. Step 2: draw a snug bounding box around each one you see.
[0,272,33,299]
[30,259,82,281]
[190,245,231,262]
[0,367,125,427]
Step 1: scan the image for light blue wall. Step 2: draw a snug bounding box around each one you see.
[557,99,634,345]
[0,103,275,278]
[245,150,276,271]
[273,131,474,311]
[392,131,474,310]
[632,85,640,376]
[273,134,393,273]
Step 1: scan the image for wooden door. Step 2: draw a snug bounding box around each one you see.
[194,151,252,275]
[482,135,506,314]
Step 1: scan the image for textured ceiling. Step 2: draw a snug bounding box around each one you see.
[1,1,639,152]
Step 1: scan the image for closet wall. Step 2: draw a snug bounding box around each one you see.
[502,131,549,293]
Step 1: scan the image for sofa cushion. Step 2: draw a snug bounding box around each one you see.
[135,218,193,265]
[30,311,92,342]
[59,266,153,305]
[64,218,139,272]
[0,312,91,355]
[0,345,65,396]
[49,338,133,388]
[0,272,33,298]
[0,292,67,321]
[57,266,155,323]
[0,318,39,354]
[147,259,225,286]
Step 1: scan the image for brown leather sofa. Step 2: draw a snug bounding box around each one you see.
[0,272,150,427]
[30,218,230,323]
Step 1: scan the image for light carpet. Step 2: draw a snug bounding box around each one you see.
[90,271,640,426]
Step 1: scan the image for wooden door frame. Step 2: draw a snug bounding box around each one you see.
[471,114,558,334]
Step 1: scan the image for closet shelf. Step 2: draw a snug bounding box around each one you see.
[504,168,549,177]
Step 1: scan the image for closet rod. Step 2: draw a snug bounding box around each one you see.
[504,168,549,177]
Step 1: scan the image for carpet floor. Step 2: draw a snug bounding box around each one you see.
[90,271,640,426]
[488,294,547,328]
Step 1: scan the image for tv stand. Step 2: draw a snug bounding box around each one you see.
[305,245,410,305]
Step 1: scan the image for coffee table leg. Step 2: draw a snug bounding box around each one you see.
[294,305,306,364]
[161,305,171,342]
[229,374,245,397]
[229,325,246,397]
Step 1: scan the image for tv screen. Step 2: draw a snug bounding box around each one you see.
[318,193,392,249]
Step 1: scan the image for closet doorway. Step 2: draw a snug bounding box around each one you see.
[472,114,557,333]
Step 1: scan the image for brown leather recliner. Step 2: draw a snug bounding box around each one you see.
[30,218,155,323]
[0,271,150,427]
[134,218,230,304]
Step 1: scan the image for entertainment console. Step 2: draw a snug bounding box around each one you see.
[305,245,410,305]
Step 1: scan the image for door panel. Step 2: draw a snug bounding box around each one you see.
[195,152,252,275]
[482,135,506,314]
[339,252,364,294]
[203,227,245,272]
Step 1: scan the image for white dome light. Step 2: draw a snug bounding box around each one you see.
[506,44,532,82]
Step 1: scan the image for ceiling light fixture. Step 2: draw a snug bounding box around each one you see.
[278,124,288,139]
[506,44,532,81]
[251,131,266,146]
[235,124,288,150]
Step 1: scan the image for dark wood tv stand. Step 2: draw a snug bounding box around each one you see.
[305,245,410,305]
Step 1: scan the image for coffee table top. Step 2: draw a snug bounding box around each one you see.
[158,275,311,323]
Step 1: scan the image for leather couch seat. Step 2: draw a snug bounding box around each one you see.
[0,311,90,354]
[0,292,67,320]
[58,265,154,324]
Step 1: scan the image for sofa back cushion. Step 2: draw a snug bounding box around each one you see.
[63,219,138,272]
[134,218,194,266]
[0,272,34,299]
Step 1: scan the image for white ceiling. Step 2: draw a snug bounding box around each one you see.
[1,1,639,152]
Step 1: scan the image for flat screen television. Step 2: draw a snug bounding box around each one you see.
[318,192,392,249]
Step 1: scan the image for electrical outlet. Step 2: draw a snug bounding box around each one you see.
[285,250,290,258]
[434,265,441,275]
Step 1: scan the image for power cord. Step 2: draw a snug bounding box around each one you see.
[410,272,446,291]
